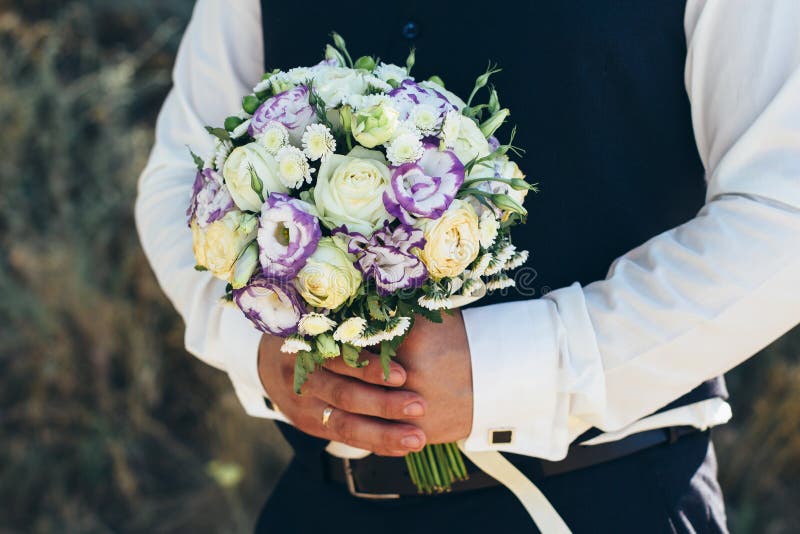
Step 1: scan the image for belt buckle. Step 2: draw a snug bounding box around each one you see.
[342,458,401,500]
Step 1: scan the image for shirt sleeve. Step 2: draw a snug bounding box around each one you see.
[462,0,800,459]
[135,0,288,421]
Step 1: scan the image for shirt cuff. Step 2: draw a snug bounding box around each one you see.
[218,303,290,423]
[461,283,605,460]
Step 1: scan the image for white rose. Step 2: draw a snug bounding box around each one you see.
[312,66,369,107]
[191,210,257,282]
[314,147,394,235]
[449,114,490,164]
[222,143,288,212]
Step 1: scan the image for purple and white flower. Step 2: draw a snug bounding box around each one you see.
[383,144,465,225]
[233,277,306,336]
[340,223,428,295]
[387,80,457,124]
[258,193,321,279]
[249,85,317,144]
[187,168,234,227]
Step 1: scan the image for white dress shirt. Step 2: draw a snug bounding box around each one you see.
[136,0,800,460]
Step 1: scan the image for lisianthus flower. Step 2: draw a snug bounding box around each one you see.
[258,193,321,279]
[249,85,317,145]
[187,168,234,227]
[340,223,428,295]
[301,123,336,161]
[383,143,465,225]
[233,277,306,336]
[388,80,457,123]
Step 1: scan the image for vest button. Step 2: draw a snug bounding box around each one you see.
[402,21,419,40]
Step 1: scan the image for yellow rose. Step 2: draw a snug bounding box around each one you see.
[192,210,258,282]
[415,199,481,279]
[314,147,393,235]
[295,237,362,309]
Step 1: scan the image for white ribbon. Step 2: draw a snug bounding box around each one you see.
[458,442,572,533]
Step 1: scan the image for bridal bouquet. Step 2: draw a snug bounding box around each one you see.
[187,34,534,494]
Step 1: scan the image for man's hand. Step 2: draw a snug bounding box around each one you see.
[394,310,474,443]
[258,335,428,457]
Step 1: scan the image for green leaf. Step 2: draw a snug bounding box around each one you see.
[379,340,396,381]
[205,126,231,142]
[293,353,309,394]
[187,146,204,170]
[342,343,367,368]
[242,94,261,115]
[417,306,444,324]
[194,264,208,272]
[367,295,388,321]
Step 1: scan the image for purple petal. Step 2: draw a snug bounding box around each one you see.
[233,277,305,336]
[258,193,321,279]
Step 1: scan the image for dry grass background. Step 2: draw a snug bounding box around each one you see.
[0,2,797,532]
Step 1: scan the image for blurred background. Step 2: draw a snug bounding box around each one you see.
[0,1,798,532]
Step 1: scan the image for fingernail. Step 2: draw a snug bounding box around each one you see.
[388,369,404,385]
[403,401,425,417]
[401,435,423,449]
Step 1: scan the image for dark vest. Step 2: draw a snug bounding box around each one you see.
[260,0,727,455]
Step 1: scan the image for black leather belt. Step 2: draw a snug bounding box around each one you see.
[325,426,699,499]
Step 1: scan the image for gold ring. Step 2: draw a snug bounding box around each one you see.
[321,405,334,427]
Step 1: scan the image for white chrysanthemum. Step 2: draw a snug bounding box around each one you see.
[333,317,368,344]
[461,277,480,297]
[258,121,289,154]
[503,250,529,271]
[231,118,252,139]
[479,211,500,249]
[275,146,313,188]
[386,130,424,165]
[484,254,508,277]
[410,104,441,135]
[343,93,391,110]
[363,75,393,93]
[253,77,272,93]
[298,313,336,336]
[494,243,516,264]
[448,277,464,294]
[351,332,385,347]
[471,252,493,279]
[486,275,515,291]
[440,110,461,147]
[287,66,313,85]
[302,124,336,161]
[380,316,411,342]
[280,335,312,354]
[418,295,452,311]
[374,63,409,83]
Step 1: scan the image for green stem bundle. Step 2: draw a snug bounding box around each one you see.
[404,442,469,494]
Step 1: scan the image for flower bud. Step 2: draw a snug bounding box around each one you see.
[231,241,259,289]
[316,333,340,358]
[354,55,376,71]
[324,45,346,68]
[491,193,527,216]
[242,94,261,115]
[480,108,509,138]
[352,102,399,148]
[427,75,445,88]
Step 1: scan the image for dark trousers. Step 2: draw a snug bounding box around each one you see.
[255,431,728,533]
